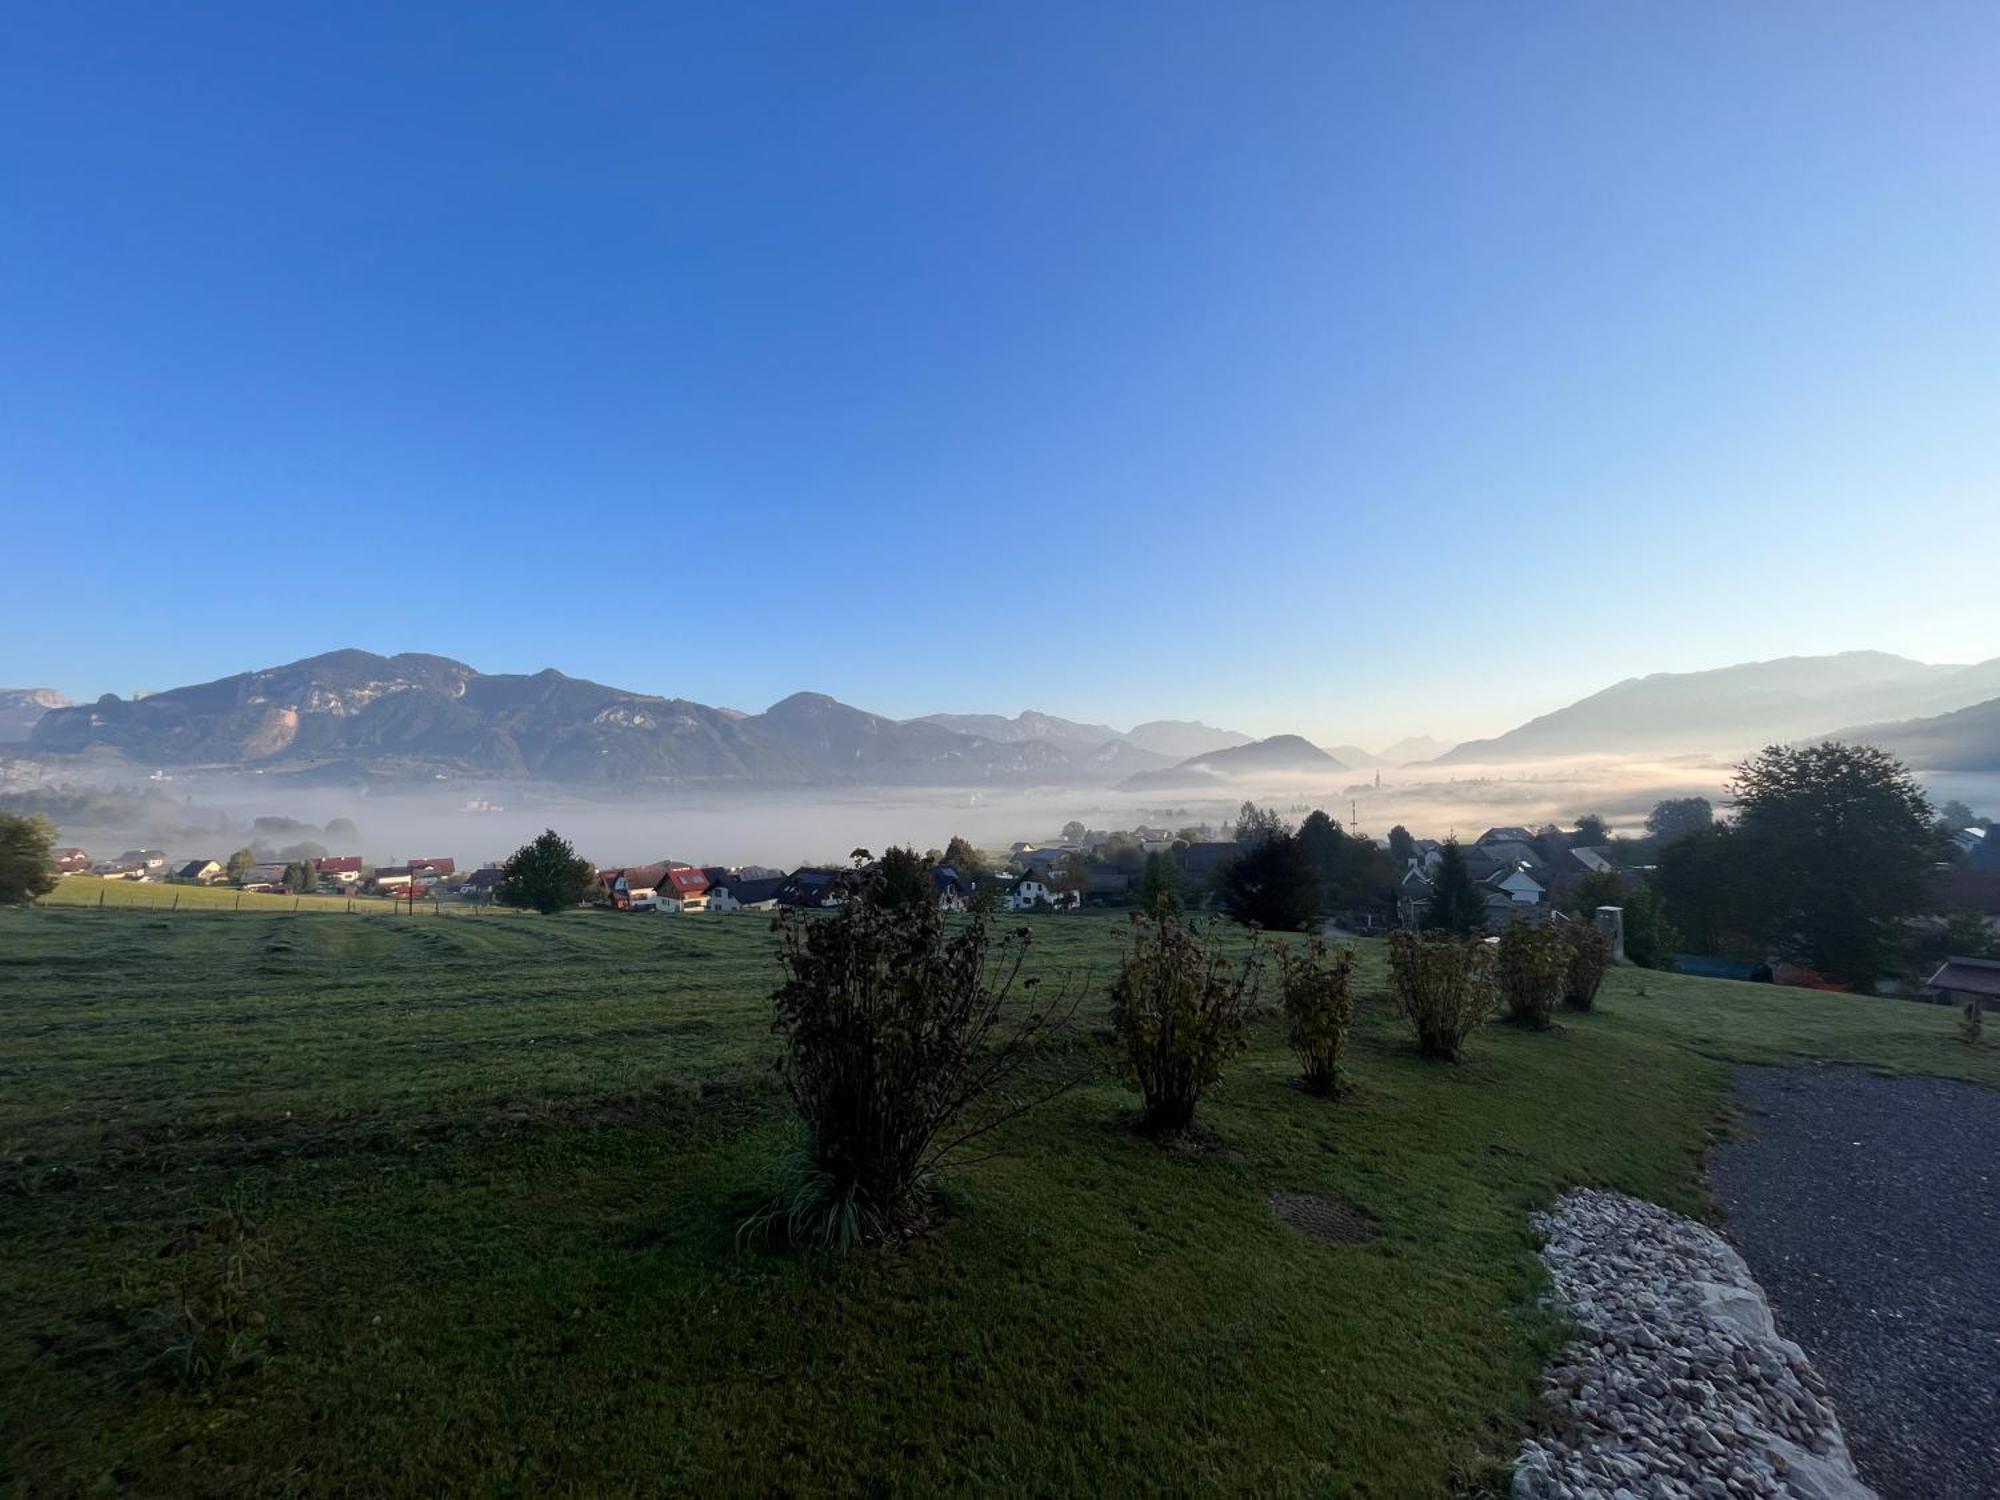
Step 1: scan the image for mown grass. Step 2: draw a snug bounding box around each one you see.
[1,907,1990,1497]
[45,874,431,914]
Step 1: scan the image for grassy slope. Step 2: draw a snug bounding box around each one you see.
[1,909,1991,1498]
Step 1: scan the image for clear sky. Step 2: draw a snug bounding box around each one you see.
[6,3,1997,748]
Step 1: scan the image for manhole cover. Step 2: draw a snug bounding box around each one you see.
[1268,1189,1379,1245]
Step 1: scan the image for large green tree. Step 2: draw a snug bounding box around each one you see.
[1220,828,1320,932]
[1422,838,1486,935]
[1645,797,1714,844]
[941,835,988,881]
[1726,742,1941,984]
[497,829,594,915]
[0,813,59,905]
[1297,810,1397,915]
[1137,851,1183,912]
[870,845,934,911]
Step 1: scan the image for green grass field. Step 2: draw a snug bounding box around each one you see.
[46,874,410,914]
[2,907,1991,1497]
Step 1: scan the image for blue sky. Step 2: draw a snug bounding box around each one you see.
[6,3,1997,746]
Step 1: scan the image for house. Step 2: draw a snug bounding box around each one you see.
[1926,955,2000,1015]
[244,862,291,888]
[171,859,224,885]
[774,868,858,909]
[595,862,691,911]
[664,866,710,911]
[407,857,456,877]
[52,847,91,875]
[119,849,169,872]
[1476,827,1539,852]
[462,867,505,901]
[316,855,365,884]
[1005,873,1078,912]
[368,867,414,893]
[91,861,150,881]
[708,874,787,912]
[1478,863,1547,924]
[933,865,970,912]
[1967,829,2000,872]
[1397,865,1435,927]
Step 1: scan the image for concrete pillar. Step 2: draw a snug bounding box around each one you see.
[1595,905,1628,963]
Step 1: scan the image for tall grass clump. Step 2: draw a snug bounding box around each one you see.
[1277,935,1357,1096]
[755,891,1079,1250]
[1561,921,1612,1010]
[1496,921,1565,1030]
[1387,929,1495,1061]
[1109,907,1262,1136]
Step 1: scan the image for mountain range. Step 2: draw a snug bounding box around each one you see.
[1431,652,2000,765]
[18,652,1282,789]
[13,647,1998,786]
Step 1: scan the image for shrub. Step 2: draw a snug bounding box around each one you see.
[1961,995,1984,1047]
[758,898,1078,1249]
[1277,935,1357,1095]
[1108,908,1262,1135]
[1387,929,1495,1061]
[1561,921,1612,1010]
[1496,921,1565,1030]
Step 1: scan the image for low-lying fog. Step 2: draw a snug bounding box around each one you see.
[35,753,1995,870]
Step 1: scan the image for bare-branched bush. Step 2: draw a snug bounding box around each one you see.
[1561,921,1612,1010]
[1277,936,1357,1096]
[1387,929,1495,1061]
[756,898,1081,1250]
[1109,909,1262,1135]
[1496,921,1565,1030]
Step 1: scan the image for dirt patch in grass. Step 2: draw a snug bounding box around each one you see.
[1267,1189,1380,1245]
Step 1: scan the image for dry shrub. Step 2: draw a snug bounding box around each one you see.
[1278,935,1357,1096]
[1561,921,1612,1010]
[1387,929,1495,1061]
[1109,908,1262,1135]
[1496,921,1565,1030]
[758,899,1080,1249]
[1962,996,1984,1047]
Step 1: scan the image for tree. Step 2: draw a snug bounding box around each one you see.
[1137,851,1183,912]
[869,845,933,911]
[1567,869,1626,920]
[1645,797,1714,844]
[1656,825,1760,957]
[225,848,257,884]
[1572,813,1610,846]
[1220,828,1320,932]
[1296,810,1397,916]
[941,835,988,882]
[1939,799,1980,829]
[1387,824,1416,866]
[1620,880,1678,969]
[1423,838,1486,935]
[0,813,58,905]
[1727,742,1940,985]
[1060,820,1087,846]
[324,817,360,839]
[1234,802,1286,844]
[497,829,593,914]
[282,861,318,894]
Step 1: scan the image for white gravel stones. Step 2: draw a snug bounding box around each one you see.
[1514,1189,1877,1500]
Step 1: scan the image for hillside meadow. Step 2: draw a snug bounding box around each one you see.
[2,906,1992,1497]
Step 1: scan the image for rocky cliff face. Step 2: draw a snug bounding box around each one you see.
[0,688,73,743]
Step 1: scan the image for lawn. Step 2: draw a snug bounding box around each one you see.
[45,874,418,915]
[1,907,1990,1497]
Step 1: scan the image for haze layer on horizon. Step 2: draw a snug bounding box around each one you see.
[6,3,1998,746]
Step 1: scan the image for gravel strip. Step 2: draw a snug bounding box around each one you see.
[1712,1065,2000,1500]
[1515,1188,1875,1500]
